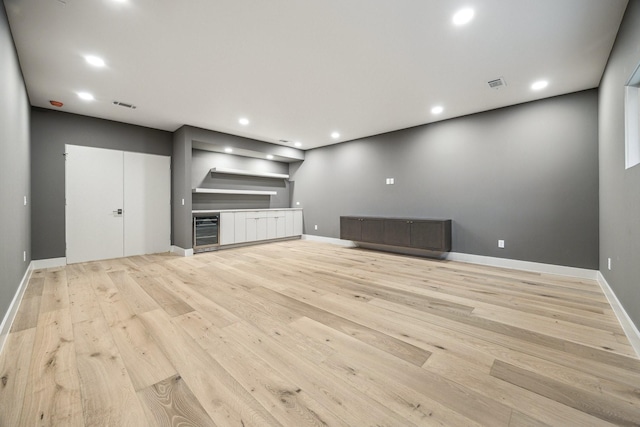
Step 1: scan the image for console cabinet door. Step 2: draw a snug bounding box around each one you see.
[340,217,362,240]
[383,219,411,246]
[410,220,450,251]
[361,218,384,243]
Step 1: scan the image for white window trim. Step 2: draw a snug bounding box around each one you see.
[624,61,640,170]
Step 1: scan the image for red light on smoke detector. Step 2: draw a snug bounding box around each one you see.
[49,100,63,107]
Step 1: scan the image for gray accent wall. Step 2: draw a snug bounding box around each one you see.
[599,0,640,328]
[291,90,599,269]
[0,3,30,326]
[30,108,172,260]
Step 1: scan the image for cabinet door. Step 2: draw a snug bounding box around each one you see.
[234,212,247,243]
[256,217,268,240]
[410,221,444,250]
[293,210,303,235]
[245,212,258,242]
[219,212,235,245]
[285,211,294,236]
[383,219,411,247]
[340,217,361,240]
[275,214,286,238]
[361,218,384,243]
[266,216,277,239]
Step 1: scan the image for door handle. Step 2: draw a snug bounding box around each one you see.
[113,209,123,215]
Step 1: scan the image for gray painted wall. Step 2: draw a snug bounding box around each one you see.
[291,90,599,269]
[599,0,640,328]
[0,4,30,327]
[172,127,192,250]
[0,4,31,323]
[192,150,290,211]
[30,108,172,260]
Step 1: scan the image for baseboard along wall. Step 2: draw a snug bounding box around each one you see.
[597,272,640,357]
[0,262,33,356]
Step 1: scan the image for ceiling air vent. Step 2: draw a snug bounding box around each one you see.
[488,77,507,89]
[113,101,137,109]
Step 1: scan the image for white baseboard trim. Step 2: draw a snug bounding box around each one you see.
[597,272,640,357]
[31,257,67,270]
[0,262,33,357]
[171,245,194,257]
[446,252,598,280]
[302,234,357,247]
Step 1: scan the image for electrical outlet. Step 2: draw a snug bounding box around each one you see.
[181,198,185,206]
[314,225,318,230]
[386,178,395,185]
[608,257,612,270]
[498,239,505,248]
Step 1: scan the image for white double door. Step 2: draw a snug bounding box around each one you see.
[65,145,170,264]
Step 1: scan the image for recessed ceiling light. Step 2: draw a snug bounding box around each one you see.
[531,80,548,91]
[431,106,444,115]
[77,92,94,101]
[266,154,274,160]
[294,141,302,147]
[238,117,249,126]
[224,147,233,153]
[84,55,105,67]
[452,8,474,26]
[331,132,340,139]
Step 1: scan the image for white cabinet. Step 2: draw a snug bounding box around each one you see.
[267,211,286,239]
[213,209,302,247]
[234,211,247,243]
[276,215,286,238]
[293,210,303,235]
[246,211,268,242]
[219,212,235,245]
[285,211,294,236]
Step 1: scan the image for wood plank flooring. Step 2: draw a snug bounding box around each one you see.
[1,240,640,426]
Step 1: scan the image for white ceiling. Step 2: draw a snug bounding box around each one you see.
[4,0,629,150]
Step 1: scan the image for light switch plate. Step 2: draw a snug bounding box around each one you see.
[498,239,505,248]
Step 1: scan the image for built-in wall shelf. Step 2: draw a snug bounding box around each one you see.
[211,167,289,179]
[193,188,277,196]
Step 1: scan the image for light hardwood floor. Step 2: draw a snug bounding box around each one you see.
[1,240,639,426]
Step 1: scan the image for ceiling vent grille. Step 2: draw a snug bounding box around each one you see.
[113,101,137,109]
[488,77,507,89]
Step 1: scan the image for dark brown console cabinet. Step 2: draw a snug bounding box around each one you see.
[340,217,384,243]
[341,216,452,252]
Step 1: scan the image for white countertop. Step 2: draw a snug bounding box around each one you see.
[193,208,303,214]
